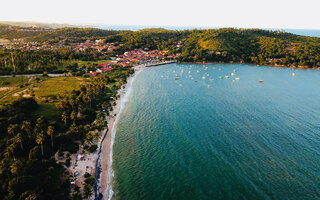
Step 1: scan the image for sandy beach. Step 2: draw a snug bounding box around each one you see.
[54,64,145,200]
[97,64,145,200]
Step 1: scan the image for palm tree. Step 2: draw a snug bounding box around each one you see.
[14,133,23,150]
[96,110,104,120]
[7,124,19,136]
[83,184,93,199]
[47,126,54,148]
[36,133,45,157]
[5,144,16,159]
[61,112,68,124]
[10,159,22,178]
[21,121,32,137]
[70,111,77,124]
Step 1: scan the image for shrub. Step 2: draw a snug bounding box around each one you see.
[65,158,71,167]
[88,144,97,153]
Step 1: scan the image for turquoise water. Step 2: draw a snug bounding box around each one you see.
[112,63,320,199]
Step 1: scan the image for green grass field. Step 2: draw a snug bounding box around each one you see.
[0,76,85,120]
[0,76,30,86]
[30,103,61,121]
[65,59,112,67]
[33,76,84,98]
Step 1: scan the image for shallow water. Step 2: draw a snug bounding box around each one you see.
[112,63,320,199]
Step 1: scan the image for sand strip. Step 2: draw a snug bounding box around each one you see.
[97,65,145,200]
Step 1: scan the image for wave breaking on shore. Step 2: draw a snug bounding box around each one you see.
[102,69,142,200]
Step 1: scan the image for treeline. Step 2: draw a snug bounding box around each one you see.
[176,28,320,67]
[0,48,101,75]
[103,28,320,68]
[0,66,133,199]
[0,25,122,42]
[1,25,320,68]
[31,28,123,42]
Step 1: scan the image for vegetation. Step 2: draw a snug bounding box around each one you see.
[0,25,122,41]
[1,26,320,75]
[176,28,320,67]
[108,28,320,68]
[0,24,319,199]
[0,66,133,199]
[0,48,101,75]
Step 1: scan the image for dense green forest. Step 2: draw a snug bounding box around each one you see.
[0,49,101,75]
[107,28,320,67]
[0,67,133,199]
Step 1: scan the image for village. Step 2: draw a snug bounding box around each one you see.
[86,48,179,75]
[0,38,118,53]
[0,39,180,76]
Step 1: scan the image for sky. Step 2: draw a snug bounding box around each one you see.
[1,0,320,29]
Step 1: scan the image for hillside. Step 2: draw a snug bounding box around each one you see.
[1,26,320,69]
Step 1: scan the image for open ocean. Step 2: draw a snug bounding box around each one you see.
[111,63,320,199]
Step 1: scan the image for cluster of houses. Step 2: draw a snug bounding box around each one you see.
[0,39,118,54]
[0,39,180,76]
[87,63,114,76]
[87,49,178,76]
[73,39,118,53]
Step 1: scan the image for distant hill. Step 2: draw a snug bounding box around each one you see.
[0,24,122,41]
[0,21,83,29]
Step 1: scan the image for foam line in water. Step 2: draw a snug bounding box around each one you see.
[105,69,143,200]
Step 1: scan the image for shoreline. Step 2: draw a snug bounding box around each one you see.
[96,64,145,200]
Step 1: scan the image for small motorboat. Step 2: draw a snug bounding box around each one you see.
[292,73,296,76]
[259,80,264,83]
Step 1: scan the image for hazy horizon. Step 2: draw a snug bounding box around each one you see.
[1,0,320,30]
[2,20,320,31]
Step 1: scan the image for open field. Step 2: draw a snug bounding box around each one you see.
[33,76,84,98]
[66,59,112,66]
[0,76,30,86]
[0,76,84,119]
[30,103,61,120]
